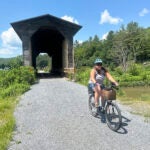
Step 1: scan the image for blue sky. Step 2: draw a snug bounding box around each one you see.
[0,0,150,58]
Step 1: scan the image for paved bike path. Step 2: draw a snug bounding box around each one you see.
[8,78,150,150]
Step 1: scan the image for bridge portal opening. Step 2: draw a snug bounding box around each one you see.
[36,53,52,73]
[31,28,64,74]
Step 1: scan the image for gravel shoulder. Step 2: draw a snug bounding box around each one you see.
[8,78,150,150]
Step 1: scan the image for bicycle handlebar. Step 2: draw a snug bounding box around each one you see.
[110,82,119,90]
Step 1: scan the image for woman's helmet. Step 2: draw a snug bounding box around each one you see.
[94,58,103,64]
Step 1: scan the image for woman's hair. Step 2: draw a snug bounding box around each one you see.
[102,66,108,73]
[96,66,108,74]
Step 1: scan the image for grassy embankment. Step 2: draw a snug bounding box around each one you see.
[0,66,36,150]
[72,63,150,119]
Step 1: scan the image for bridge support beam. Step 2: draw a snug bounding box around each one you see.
[22,36,32,66]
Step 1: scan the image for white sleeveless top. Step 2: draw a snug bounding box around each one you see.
[89,68,106,84]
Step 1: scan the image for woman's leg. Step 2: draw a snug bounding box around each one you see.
[101,91,106,107]
[94,85,102,107]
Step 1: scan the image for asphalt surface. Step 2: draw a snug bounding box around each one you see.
[8,78,150,150]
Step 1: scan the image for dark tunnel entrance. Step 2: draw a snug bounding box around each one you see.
[31,27,65,75]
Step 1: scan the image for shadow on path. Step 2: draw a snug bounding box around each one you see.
[95,113,131,134]
[116,115,131,134]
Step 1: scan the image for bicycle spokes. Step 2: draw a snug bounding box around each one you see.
[107,105,118,120]
[105,103,122,131]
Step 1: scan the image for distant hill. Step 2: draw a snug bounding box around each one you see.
[0,54,51,69]
[0,56,22,64]
[0,56,23,69]
[0,57,13,64]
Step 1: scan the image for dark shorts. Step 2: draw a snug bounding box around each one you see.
[88,83,105,94]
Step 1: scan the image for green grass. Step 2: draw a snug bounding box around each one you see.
[0,66,36,150]
[0,97,18,150]
[119,87,150,119]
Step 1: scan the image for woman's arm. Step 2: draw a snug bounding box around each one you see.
[90,69,97,84]
[105,72,119,86]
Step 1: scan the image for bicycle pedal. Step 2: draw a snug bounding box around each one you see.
[99,106,105,114]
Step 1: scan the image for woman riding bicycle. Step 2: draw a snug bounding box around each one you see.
[88,58,118,114]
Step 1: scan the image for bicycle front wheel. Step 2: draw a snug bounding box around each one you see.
[88,94,97,117]
[105,101,122,131]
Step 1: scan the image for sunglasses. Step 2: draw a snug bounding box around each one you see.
[96,63,102,66]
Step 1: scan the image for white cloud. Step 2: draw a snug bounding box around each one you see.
[78,40,83,44]
[1,28,21,47]
[99,9,123,25]
[139,8,149,16]
[61,15,79,24]
[0,27,22,57]
[101,32,108,40]
[0,48,13,55]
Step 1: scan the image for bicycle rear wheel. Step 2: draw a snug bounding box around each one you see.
[88,94,97,117]
[105,101,122,131]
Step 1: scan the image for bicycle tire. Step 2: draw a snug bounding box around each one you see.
[88,94,97,117]
[105,101,122,131]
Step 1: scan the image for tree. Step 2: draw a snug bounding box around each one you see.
[137,28,150,61]
[74,21,150,70]
[112,31,130,72]
[125,22,144,62]
[36,53,51,70]
[9,56,23,69]
[102,31,115,65]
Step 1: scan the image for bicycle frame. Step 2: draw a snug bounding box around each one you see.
[90,89,115,109]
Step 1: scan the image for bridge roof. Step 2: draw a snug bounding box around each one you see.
[11,14,82,40]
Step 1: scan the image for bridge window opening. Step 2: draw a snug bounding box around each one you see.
[36,53,52,73]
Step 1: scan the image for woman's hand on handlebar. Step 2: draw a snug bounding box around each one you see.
[114,81,119,86]
[111,82,119,89]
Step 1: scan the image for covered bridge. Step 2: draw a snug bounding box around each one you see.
[11,14,82,75]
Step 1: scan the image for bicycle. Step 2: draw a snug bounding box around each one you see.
[88,83,122,131]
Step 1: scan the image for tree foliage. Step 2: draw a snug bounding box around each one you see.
[36,53,51,70]
[74,21,150,71]
[0,56,23,69]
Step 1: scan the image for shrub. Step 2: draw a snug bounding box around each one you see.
[0,66,36,98]
[8,56,23,69]
[115,66,124,75]
[75,67,91,85]
[0,83,30,98]
[74,64,150,87]
[15,66,36,85]
[128,63,143,76]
